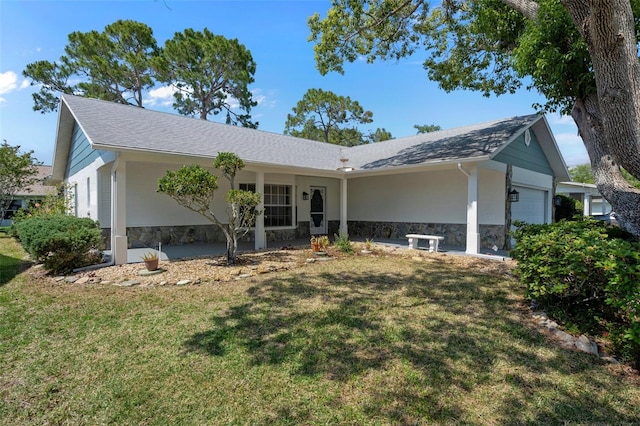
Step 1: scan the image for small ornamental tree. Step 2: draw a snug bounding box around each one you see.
[157,152,262,265]
[0,140,41,222]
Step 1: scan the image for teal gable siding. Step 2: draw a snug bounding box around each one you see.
[66,123,103,177]
[493,130,553,175]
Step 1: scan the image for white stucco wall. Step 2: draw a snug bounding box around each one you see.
[125,162,215,226]
[347,169,466,223]
[66,152,116,221]
[98,160,342,229]
[479,168,507,225]
[347,167,506,225]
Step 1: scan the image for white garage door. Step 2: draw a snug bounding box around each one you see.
[511,186,547,225]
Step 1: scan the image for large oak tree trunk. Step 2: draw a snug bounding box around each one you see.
[560,0,640,238]
[572,94,640,236]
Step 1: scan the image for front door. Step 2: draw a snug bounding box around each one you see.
[309,186,327,234]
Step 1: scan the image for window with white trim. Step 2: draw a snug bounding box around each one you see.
[240,183,292,227]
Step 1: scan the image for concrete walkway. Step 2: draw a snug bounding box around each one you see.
[111,237,510,264]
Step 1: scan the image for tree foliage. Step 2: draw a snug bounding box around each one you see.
[309,0,640,239]
[157,153,261,265]
[23,20,159,113]
[284,88,373,146]
[570,163,640,189]
[569,164,595,184]
[0,141,41,221]
[153,28,258,127]
[366,127,394,143]
[23,21,258,128]
[414,124,442,134]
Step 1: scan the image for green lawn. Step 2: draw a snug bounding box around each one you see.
[1,234,639,425]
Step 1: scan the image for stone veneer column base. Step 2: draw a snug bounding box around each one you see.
[101,222,320,249]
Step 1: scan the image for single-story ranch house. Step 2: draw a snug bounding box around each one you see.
[1,165,55,227]
[50,94,570,265]
[556,181,613,217]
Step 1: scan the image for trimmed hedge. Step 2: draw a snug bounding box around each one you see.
[14,214,103,273]
[511,219,640,365]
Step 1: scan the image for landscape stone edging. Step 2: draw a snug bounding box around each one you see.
[531,310,618,363]
[55,256,336,288]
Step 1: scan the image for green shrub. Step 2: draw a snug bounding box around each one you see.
[511,218,640,365]
[9,183,75,237]
[14,214,103,273]
[554,194,582,221]
[333,232,353,254]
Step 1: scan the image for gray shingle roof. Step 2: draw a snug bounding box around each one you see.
[58,94,546,173]
[14,165,54,197]
[61,94,344,171]
[349,115,540,169]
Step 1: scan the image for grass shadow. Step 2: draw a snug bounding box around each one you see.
[0,236,32,286]
[184,257,638,423]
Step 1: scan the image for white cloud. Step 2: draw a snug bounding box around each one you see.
[252,88,277,108]
[146,85,178,107]
[0,71,18,95]
[146,85,276,114]
[20,79,30,89]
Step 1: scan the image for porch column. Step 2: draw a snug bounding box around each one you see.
[584,194,591,216]
[340,177,348,235]
[255,171,266,250]
[111,158,128,265]
[466,166,480,255]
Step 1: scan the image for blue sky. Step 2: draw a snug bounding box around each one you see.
[0,0,588,167]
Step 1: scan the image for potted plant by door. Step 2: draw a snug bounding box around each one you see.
[141,251,159,271]
[317,235,330,252]
[310,236,321,252]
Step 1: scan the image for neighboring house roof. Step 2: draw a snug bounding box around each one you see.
[557,181,601,195]
[13,165,54,197]
[53,94,570,181]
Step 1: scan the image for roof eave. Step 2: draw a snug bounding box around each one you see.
[50,97,75,183]
[347,156,490,177]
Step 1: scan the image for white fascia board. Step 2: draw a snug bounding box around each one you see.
[343,156,489,178]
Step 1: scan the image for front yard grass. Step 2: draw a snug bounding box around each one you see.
[1,235,639,425]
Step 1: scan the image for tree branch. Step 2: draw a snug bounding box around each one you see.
[500,0,539,20]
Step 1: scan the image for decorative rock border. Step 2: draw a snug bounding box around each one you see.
[532,310,618,363]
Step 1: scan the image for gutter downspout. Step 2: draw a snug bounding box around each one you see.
[457,163,470,178]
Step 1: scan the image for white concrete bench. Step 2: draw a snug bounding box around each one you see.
[406,234,445,252]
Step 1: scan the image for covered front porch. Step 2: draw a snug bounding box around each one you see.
[104,237,510,265]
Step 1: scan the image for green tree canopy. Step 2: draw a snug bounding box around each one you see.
[569,164,594,184]
[414,124,442,134]
[569,163,640,189]
[0,141,41,221]
[23,20,159,113]
[367,127,394,143]
[284,88,374,146]
[153,28,257,127]
[309,0,640,238]
[157,152,261,264]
